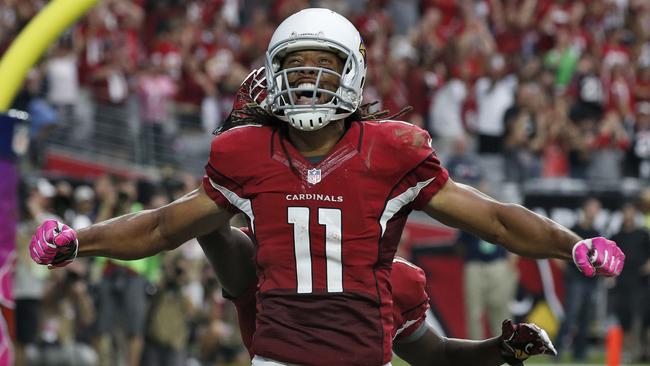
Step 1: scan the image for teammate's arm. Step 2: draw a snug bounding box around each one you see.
[394,319,555,366]
[197,226,256,297]
[424,179,577,260]
[393,326,502,366]
[31,186,233,266]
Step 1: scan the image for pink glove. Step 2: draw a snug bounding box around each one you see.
[572,237,625,277]
[500,319,557,366]
[29,219,78,268]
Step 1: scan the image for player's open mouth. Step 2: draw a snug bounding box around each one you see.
[292,83,328,105]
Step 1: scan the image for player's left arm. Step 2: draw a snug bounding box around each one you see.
[424,179,576,260]
[393,319,556,366]
[423,179,624,276]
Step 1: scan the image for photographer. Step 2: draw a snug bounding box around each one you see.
[92,176,160,366]
[142,254,195,366]
[26,260,97,366]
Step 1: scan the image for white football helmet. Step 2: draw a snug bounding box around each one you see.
[265,8,367,131]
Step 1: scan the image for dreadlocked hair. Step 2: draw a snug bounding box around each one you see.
[214,103,280,134]
[215,101,414,135]
[346,101,413,122]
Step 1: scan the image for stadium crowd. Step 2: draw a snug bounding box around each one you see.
[4,0,650,364]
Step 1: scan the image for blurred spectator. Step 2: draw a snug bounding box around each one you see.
[604,63,634,121]
[457,230,517,340]
[502,82,546,182]
[492,0,537,57]
[136,61,178,165]
[455,1,496,69]
[378,37,426,126]
[10,69,60,169]
[14,179,58,366]
[585,111,630,182]
[70,185,96,230]
[194,264,246,365]
[386,0,419,36]
[412,8,444,69]
[176,52,215,132]
[53,180,75,223]
[610,202,650,362]
[555,197,602,361]
[142,254,195,366]
[626,101,650,179]
[429,63,470,161]
[475,53,517,182]
[45,39,91,142]
[445,134,482,186]
[641,187,650,230]
[541,96,575,178]
[569,54,605,124]
[238,7,275,67]
[79,1,142,104]
[92,177,159,366]
[633,63,650,104]
[544,28,580,91]
[601,27,631,72]
[25,261,97,366]
[351,0,393,51]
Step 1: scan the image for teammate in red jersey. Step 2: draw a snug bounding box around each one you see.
[30,8,624,366]
[199,226,556,366]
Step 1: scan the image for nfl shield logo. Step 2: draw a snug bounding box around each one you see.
[307,168,322,184]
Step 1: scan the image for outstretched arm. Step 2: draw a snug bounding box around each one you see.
[394,319,555,366]
[31,185,233,267]
[425,179,578,260]
[78,186,232,259]
[424,179,624,277]
[394,327,502,366]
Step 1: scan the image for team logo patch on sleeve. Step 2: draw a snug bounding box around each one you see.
[307,168,322,185]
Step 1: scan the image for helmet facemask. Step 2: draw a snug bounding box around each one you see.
[266,37,364,131]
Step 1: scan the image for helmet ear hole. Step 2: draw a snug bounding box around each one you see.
[360,77,365,88]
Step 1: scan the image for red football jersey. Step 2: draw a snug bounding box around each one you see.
[230,256,430,358]
[390,257,430,342]
[203,120,448,365]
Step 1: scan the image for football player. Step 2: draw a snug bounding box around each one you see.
[200,225,556,366]
[31,8,624,366]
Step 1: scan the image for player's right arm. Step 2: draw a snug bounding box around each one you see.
[393,319,556,366]
[30,76,260,268]
[30,185,233,266]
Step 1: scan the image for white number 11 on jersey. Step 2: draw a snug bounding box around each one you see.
[288,207,343,294]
